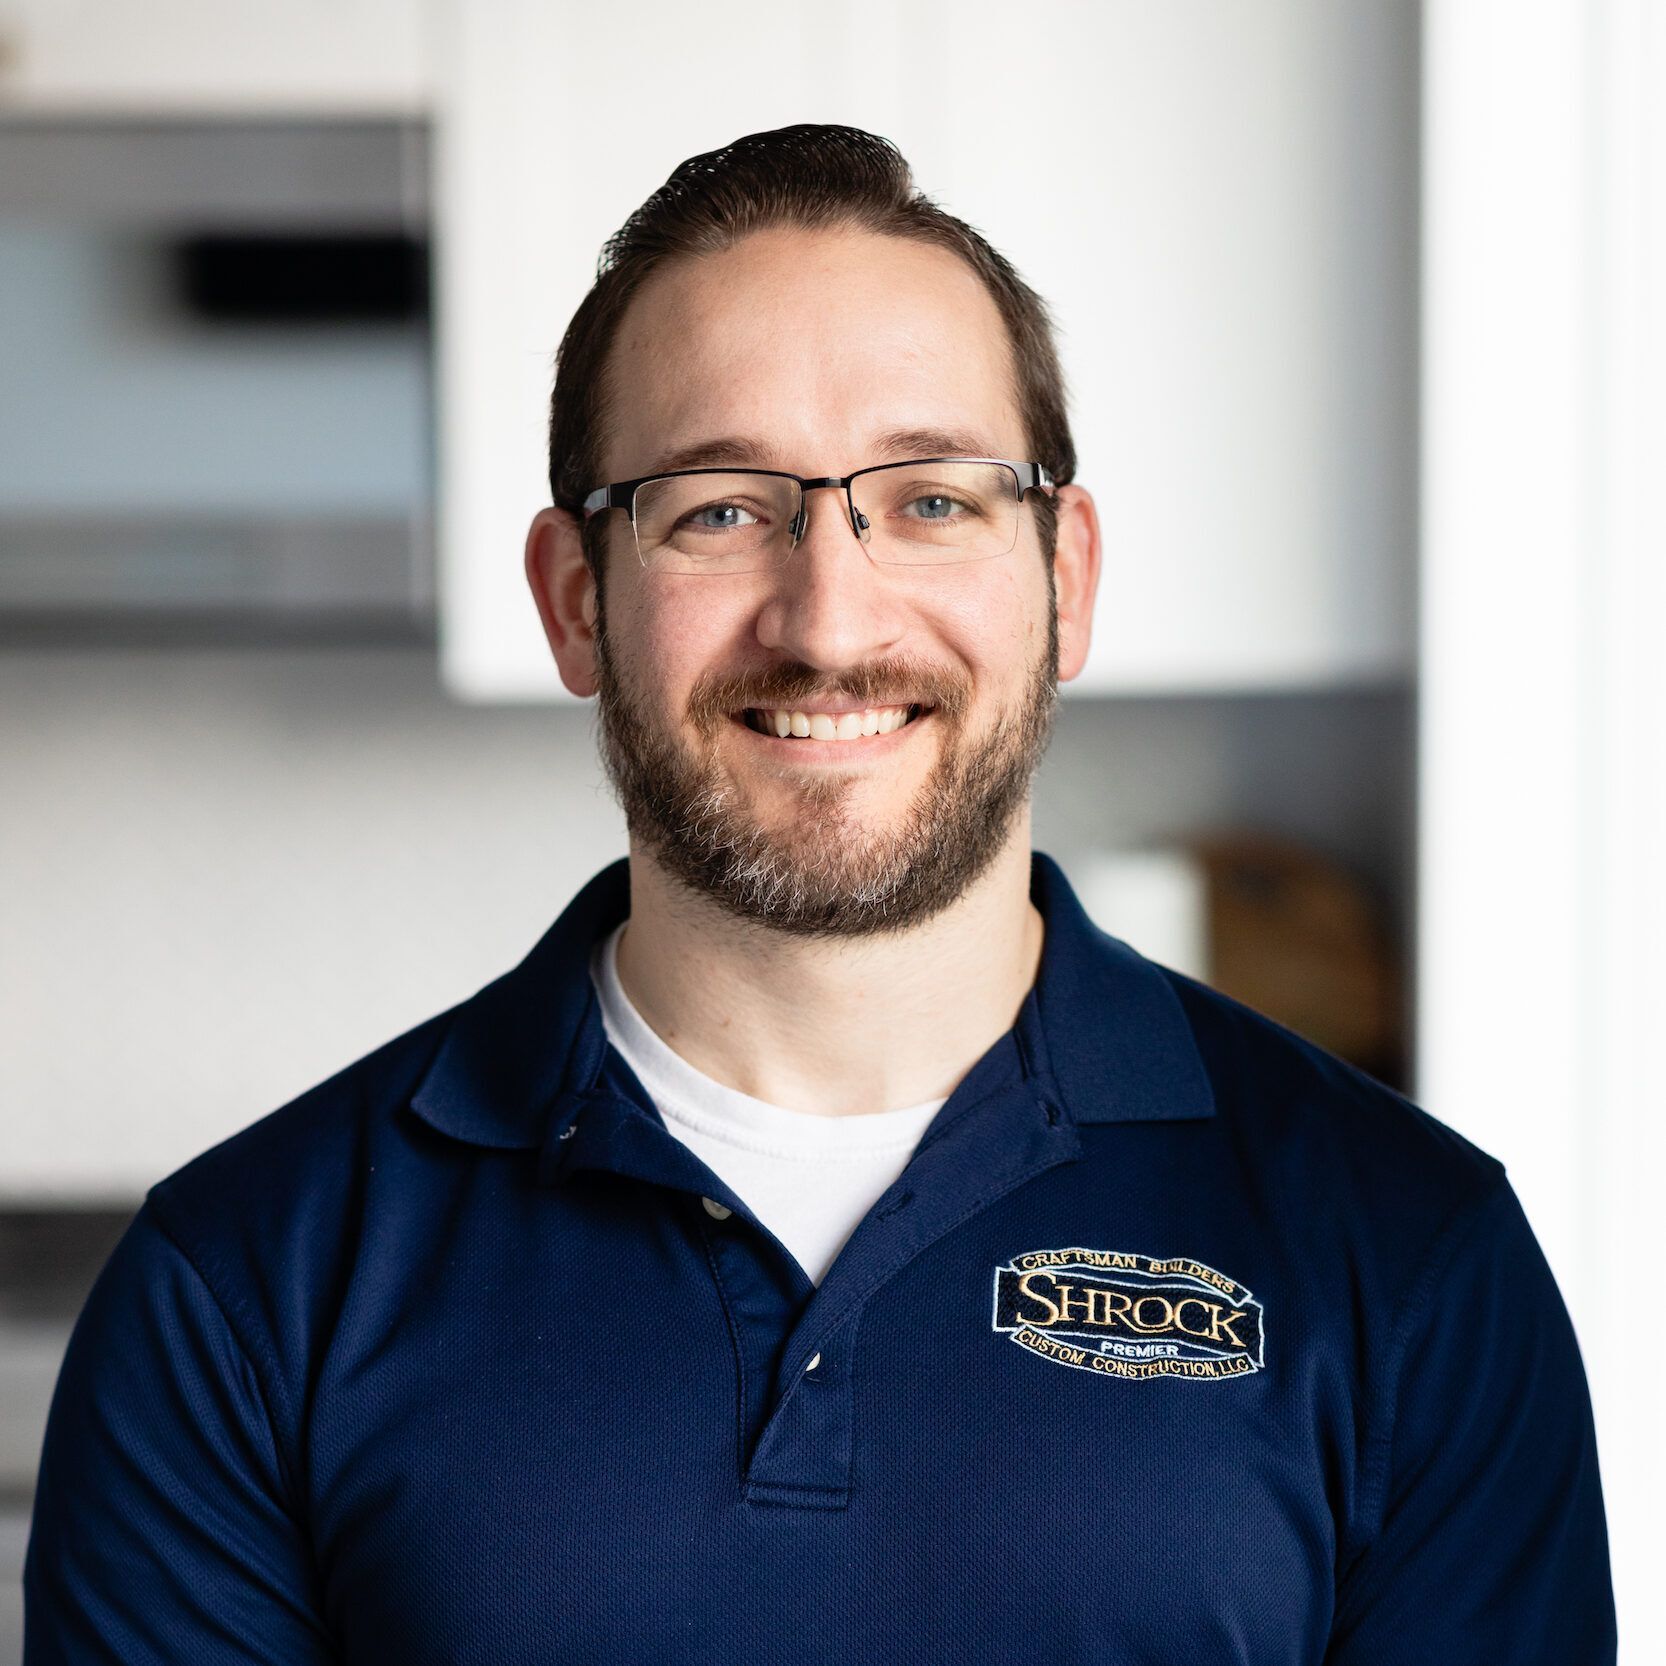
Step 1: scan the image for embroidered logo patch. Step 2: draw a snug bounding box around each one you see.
[991,1247,1266,1382]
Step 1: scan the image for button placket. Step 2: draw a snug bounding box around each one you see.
[694,1186,820,1461]
[741,1082,1083,1509]
[548,1046,1085,1514]
[742,1311,860,1510]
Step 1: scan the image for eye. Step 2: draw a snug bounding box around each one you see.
[903,493,974,521]
[681,500,763,533]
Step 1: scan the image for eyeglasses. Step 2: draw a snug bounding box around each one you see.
[580,456,1055,575]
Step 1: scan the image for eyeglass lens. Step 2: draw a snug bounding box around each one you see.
[629,462,1023,574]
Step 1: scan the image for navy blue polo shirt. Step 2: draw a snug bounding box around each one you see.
[25,851,1615,1663]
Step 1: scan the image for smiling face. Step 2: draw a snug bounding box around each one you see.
[532,222,1098,937]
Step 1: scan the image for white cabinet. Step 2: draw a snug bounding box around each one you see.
[434,0,1417,702]
[0,0,433,115]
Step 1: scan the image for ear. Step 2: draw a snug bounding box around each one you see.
[524,505,601,698]
[1049,484,1101,685]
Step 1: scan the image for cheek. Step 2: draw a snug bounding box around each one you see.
[612,581,757,707]
[924,562,1042,671]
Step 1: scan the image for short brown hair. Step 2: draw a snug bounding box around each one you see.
[546,123,1075,586]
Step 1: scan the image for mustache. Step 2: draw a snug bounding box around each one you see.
[688,658,972,726]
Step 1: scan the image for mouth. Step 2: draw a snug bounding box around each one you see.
[733,702,934,743]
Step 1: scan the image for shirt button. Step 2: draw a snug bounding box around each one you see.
[700,1196,732,1219]
[805,1352,822,1373]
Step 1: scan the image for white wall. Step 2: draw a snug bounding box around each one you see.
[1419,2,1666,1657]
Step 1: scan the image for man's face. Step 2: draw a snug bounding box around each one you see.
[585,225,1065,938]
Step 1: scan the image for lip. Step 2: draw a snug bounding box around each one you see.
[728,706,934,760]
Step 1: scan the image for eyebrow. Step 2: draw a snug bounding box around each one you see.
[642,425,1004,477]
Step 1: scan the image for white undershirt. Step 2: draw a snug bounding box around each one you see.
[589,922,946,1286]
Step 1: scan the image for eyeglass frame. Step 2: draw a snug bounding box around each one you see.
[579,456,1056,566]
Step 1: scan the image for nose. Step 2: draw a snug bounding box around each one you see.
[754,484,908,671]
[786,483,868,547]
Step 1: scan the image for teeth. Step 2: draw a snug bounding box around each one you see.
[748,704,919,741]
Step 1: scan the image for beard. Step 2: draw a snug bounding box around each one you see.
[589,563,1061,939]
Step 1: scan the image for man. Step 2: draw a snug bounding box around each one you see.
[25,125,1614,1663]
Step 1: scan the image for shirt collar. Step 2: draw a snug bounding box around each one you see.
[406,849,1215,1150]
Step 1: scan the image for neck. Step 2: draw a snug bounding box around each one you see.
[613,819,1045,1116]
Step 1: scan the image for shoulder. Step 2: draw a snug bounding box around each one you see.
[138,1004,462,1364]
[150,1003,453,1213]
[1153,959,1508,1265]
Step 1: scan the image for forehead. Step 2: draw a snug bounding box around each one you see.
[602,225,1024,480]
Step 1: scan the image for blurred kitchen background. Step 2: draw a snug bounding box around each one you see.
[1,2,1660,1660]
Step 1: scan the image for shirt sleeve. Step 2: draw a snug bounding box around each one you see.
[23,1200,335,1664]
[1326,1173,1616,1665]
